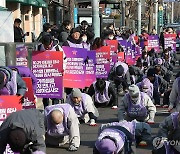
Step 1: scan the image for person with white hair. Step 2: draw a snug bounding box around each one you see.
[118,84,156,124]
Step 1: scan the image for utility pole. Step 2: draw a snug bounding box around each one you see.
[155,0,158,32]
[171,2,174,23]
[92,0,100,38]
[121,0,125,26]
[137,0,141,35]
[69,0,74,27]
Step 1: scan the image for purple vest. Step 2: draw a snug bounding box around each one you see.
[45,104,71,137]
[67,40,84,48]
[164,141,179,154]
[69,93,87,118]
[171,112,179,129]
[127,93,148,118]
[0,71,17,95]
[93,81,110,104]
[96,128,126,153]
[82,42,90,50]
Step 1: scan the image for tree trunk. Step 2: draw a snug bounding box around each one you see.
[148,5,153,33]
[69,0,74,27]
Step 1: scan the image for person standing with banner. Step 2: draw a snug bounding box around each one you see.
[66,88,99,126]
[37,34,65,108]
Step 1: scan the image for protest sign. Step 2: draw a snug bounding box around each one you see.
[96,46,110,79]
[147,35,160,53]
[164,34,176,52]
[63,47,87,88]
[22,77,36,109]
[16,44,28,67]
[118,40,127,52]
[105,40,118,67]
[85,51,96,87]
[125,42,135,65]
[0,96,22,154]
[32,51,63,98]
[117,52,125,62]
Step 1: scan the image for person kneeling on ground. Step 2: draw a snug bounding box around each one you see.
[0,109,46,154]
[44,104,80,151]
[118,84,156,124]
[88,78,118,109]
[93,120,152,154]
[152,111,180,154]
[66,88,99,126]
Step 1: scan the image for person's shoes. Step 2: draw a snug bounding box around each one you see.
[138,141,147,146]
[163,105,169,108]
[155,104,162,108]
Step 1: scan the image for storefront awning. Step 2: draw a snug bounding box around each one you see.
[26,0,39,6]
[6,0,26,3]
[36,0,47,8]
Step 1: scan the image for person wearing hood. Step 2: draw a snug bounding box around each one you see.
[66,88,99,126]
[36,23,51,42]
[152,112,180,154]
[9,66,37,93]
[136,78,154,99]
[0,66,26,102]
[108,61,131,94]
[118,84,156,124]
[62,28,84,48]
[0,109,46,154]
[93,120,152,154]
[44,103,80,151]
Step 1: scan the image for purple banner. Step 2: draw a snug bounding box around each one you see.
[63,47,87,88]
[96,46,110,79]
[148,35,160,53]
[125,41,135,65]
[16,44,28,67]
[118,40,127,52]
[164,34,176,52]
[32,51,63,98]
[85,51,96,87]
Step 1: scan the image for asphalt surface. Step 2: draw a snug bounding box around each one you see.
[36,54,180,154]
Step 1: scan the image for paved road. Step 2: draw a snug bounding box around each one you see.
[39,56,180,154]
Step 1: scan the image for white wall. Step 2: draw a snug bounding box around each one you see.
[0,0,6,7]
[0,11,14,42]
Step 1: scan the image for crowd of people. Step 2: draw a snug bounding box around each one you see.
[1,19,179,154]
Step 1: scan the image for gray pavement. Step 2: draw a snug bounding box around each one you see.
[36,55,180,154]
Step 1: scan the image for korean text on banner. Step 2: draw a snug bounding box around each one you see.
[147,35,160,53]
[105,40,118,67]
[22,77,36,109]
[16,44,28,67]
[164,34,176,52]
[0,96,22,126]
[96,46,110,79]
[63,47,87,88]
[32,51,63,98]
[85,51,96,87]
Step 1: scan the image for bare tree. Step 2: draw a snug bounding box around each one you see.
[145,0,154,32]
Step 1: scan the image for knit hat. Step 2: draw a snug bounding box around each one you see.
[141,78,151,89]
[70,28,81,35]
[95,138,118,154]
[8,128,27,152]
[129,84,140,97]
[71,88,82,98]
[154,58,163,65]
[0,71,6,89]
[147,68,156,77]
[116,65,124,76]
